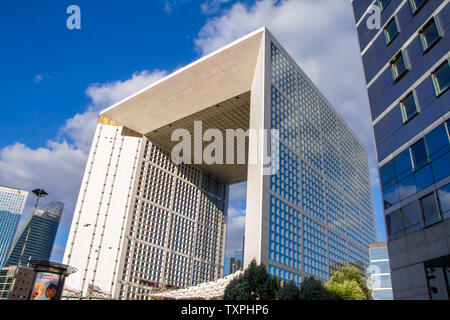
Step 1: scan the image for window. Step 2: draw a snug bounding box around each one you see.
[385,17,399,45]
[378,0,391,11]
[437,184,450,218]
[395,148,413,180]
[400,91,418,122]
[420,192,441,226]
[409,0,428,14]
[380,159,396,188]
[432,61,450,96]
[420,18,441,52]
[402,201,422,233]
[391,51,408,81]
[425,123,450,160]
[411,139,428,169]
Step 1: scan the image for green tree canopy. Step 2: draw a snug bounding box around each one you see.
[277,280,301,300]
[298,276,340,300]
[223,259,278,300]
[325,265,371,300]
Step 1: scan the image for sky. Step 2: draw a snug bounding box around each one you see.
[0,0,386,265]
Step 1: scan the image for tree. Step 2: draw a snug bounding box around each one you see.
[277,280,300,300]
[223,277,246,300]
[325,265,371,300]
[223,259,278,300]
[298,276,340,300]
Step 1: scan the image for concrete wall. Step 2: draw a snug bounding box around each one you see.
[388,218,450,299]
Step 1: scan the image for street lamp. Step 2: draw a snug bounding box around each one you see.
[32,189,48,208]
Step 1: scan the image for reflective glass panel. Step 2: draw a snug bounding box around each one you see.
[420,193,440,226]
[437,183,450,219]
[420,18,440,51]
[411,139,428,169]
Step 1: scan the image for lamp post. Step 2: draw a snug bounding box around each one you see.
[32,189,48,209]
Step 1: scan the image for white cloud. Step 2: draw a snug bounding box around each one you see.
[226,208,246,256]
[201,0,231,14]
[34,72,56,83]
[86,70,167,108]
[0,70,166,262]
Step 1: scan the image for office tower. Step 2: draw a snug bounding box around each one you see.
[0,186,29,268]
[352,0,450,299]
[4,202,63,267]
[64,27,375,299]
[63,116,227,300]
[368,242,393,300]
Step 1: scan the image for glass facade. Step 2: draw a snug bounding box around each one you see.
[353,0,450,299]
[4,202,63,267]
[0,187,28,268]
[268,42,375,284]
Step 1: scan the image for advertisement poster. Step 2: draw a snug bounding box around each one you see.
[32,272,61,300]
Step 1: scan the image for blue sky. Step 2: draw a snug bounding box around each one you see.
[0,0,386,265]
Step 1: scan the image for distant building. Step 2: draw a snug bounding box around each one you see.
[0,265,34,300]
[368,243,393,300]
[4,202,63,267]
[229,250,243,274]
[229,258,242,274]
[0,186,29,268]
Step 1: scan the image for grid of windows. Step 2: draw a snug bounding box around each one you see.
[328,231,348,274]
[270,85,300,154]
[300,115,323,172]
[120,139,226,299]
[323,139,341,187]
[346,201,363,248]
[380,121,450,210]
[301,161,325,223]
[270,41,375,282]
[269,195,302,271]
[326,182,346,237]
[268,264,301,287]
[270,142,301,208]
[303,216,328,280]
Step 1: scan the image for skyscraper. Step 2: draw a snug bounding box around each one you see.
[368,242,393,300]
[0,186,28,268]
[352,0,450,299]
[4,202,63,267]
[63,27,375,299]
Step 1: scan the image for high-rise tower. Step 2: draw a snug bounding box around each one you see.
[4,202,63,267]
[0,186,28,268]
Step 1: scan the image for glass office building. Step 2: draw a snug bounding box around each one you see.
[0,186,28,268]
[4,202,63,267]
[352,0,450,299]
[267,41,375,286]
[368,242,393,300]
